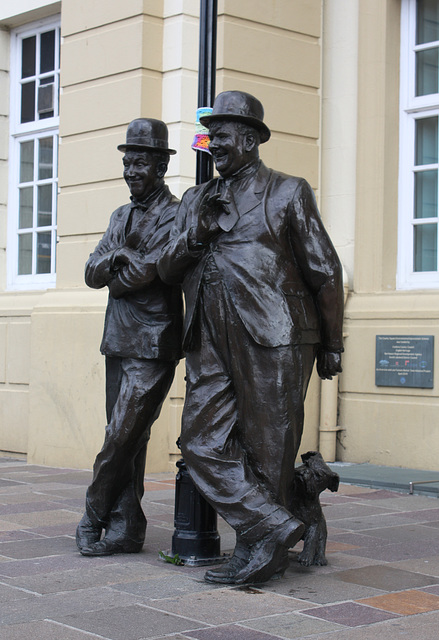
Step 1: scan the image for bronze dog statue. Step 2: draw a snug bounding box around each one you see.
[291,451,339,566]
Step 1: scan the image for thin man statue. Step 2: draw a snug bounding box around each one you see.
[76,118,182,556]
[158,91,344,584]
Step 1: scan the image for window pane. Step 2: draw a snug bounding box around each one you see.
[414,223,438,271]
[415,170,438,218]
[38,137,53,179]
[40,75,54,86]
[40,30,55,73]
[416,47,439,96]
[37,232,51,274]
[39,110,54,121]
[37,184,52,227]
[417,0,439,44]
[21,36,36,78]
[20,140,34,183]
[55,135,59,177]
[18,234,32,275]
[415,116,438,164]
[19,187,33,229]
[38,79,54,120]
[21,81,35,123]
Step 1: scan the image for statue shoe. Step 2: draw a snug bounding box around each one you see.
[79,537,143,557]
[271,548,290,580]
[204,554,248,584]
[232,518,305,585]
[76,513,102,551]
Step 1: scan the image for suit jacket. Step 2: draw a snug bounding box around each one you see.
[157,162,343,353]
[85,184,183,361]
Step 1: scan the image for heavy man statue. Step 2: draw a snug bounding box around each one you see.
[158,91,344,584]
[76,119,182,556]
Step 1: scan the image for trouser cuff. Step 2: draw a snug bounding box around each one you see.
[238,507,292,545]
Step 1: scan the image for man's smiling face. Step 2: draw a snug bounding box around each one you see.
[208,121,249,178]
[123,150,159,200]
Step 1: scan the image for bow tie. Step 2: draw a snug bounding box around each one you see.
[130,185,163,212]
[130,200,150,212]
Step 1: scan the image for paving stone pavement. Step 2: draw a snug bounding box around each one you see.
[1,456,439,639]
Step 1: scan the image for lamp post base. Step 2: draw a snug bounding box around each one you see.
[172,458,227,566]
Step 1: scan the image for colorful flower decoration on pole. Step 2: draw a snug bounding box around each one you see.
[191,107,213,153]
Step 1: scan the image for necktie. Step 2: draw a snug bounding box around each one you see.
[125,206,147,247]
[217,179,239,232]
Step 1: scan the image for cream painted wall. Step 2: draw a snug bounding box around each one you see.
[160,0,199,467]
[0,0,61,27]
[0,0,58,19]
[0,293,43,454]
[340,292,439,469]
[354,0,400,295]
[335,0,439,471]
[27,0,182,471]
[0,0,198,470]
[0,23,35,456]
[162,0,198,198]
[2,0,325,470]
[2,0,438,473]
[321,0,359,289]
[0,2,65,458]
[217,0,321,188]
[28,288,108,468]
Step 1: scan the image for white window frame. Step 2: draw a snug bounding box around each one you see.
[7,16,60,291]
[398,0,439,289]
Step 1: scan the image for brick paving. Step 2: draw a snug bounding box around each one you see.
[1,456,439,639]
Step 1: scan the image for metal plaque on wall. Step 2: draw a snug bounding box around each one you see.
[375,335,434,388]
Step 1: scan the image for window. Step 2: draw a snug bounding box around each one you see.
[7,17,60,290]
[399,0,439,289]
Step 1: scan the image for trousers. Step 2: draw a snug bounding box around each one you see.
[180,271,316,545]
[86,356,176,544]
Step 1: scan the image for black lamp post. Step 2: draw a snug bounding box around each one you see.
[171,0,224,567]
[196,0,217,186]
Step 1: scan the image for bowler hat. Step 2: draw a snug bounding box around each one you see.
[118,118,176,154]
[199,91,271,143]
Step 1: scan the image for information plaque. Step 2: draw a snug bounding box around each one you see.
[375,335,434,388]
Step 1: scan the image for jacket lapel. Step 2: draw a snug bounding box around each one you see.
[199,164,271,234]
[232,162,271,217]
[124,187,170,249]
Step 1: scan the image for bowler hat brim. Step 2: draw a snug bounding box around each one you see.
[117,143,176,155]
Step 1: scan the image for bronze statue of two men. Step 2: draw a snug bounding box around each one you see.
[76,91,344,585]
